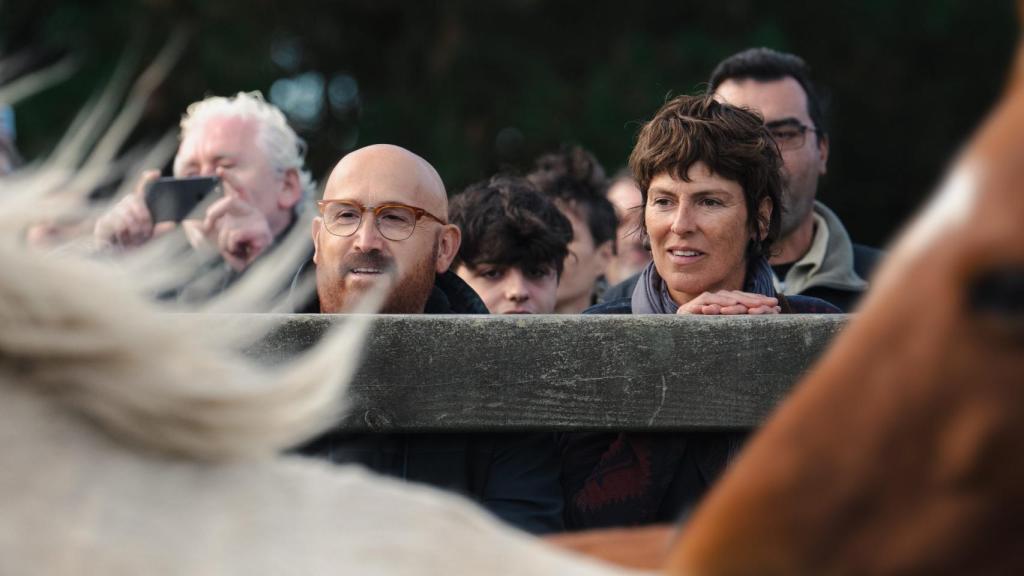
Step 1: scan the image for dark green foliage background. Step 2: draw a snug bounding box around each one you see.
[2,0,1016,247]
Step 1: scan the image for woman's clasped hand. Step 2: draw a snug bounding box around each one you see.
[675,290,780,315]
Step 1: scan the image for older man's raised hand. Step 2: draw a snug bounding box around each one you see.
[93,170,175,248]
[181,167,274,272]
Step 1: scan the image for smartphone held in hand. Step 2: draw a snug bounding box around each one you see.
[144,176,222,223]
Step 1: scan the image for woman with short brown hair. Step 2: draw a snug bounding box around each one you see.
[561,94,837,530]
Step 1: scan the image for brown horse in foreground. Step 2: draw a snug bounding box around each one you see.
[552,6,1024,575]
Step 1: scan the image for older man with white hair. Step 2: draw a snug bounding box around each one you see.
[94,91,314,291]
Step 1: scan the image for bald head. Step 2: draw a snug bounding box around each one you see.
[324,144,449,220]
[313,144,461,314]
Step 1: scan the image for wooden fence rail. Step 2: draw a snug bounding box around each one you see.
[233,314,849,433]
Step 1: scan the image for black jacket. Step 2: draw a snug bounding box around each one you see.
[296,269,565,534]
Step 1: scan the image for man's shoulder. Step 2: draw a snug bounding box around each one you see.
[600,273,640,303]
[852,243,885,281]
[785,294,842,314]
[815,202,885,282]
[583,298,633,315]
[287,258,320,313]
[428,271,489,314]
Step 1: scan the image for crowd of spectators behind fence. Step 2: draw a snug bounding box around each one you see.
[8,47,884,533]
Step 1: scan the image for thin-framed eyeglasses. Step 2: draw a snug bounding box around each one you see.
[317,199,447,241]
[765,119,820,151]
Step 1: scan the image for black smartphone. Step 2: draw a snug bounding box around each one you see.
[144,176,222,223]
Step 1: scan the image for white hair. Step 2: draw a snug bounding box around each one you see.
[173,91,317,202]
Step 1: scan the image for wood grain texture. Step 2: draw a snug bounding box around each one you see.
[237,314,847,432]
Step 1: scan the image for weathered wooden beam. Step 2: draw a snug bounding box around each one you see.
[237,314,848,432]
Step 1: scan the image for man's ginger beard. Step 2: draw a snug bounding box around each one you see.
[317,235,440,314]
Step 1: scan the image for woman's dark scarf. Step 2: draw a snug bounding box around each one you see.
[631,256,777,314]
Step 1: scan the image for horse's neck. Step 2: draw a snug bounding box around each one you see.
[0,381,90,470]
[0,381,638,576]
[0,382,126,520]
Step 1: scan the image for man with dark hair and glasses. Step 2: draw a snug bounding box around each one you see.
[708,47,883,311]
[299,144,565,535]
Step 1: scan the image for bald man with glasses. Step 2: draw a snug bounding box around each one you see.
[297,144,565,535]
[310,144,466,314]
